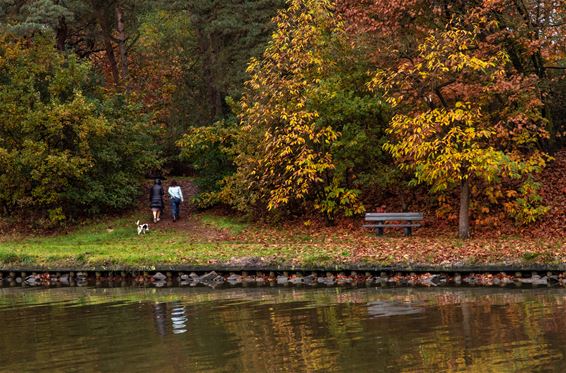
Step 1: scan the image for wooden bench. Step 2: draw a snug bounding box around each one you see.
[363,212,423,236]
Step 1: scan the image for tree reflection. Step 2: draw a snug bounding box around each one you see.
[0,288,564,372]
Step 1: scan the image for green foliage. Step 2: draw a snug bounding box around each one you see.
[314,186,364,220]
[0,0,73,34]
[504,178,550,224]
[0,34,159,224]
[129,1,284,172]
[308,63,395,204]
[181,0,285,124]
[177,119,237,197]
[219,0,389,222]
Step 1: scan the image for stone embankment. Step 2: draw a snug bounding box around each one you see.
[2,269,566,288]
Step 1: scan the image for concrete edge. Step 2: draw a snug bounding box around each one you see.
[1,263,565,274]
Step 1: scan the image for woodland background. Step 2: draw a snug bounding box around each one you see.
[0,0,564,239]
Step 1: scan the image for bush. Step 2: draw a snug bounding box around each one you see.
[0,34,160,224]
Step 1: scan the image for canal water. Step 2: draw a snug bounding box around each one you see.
[0,286,564,372]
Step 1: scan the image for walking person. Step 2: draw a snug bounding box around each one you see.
[168,180,184,222]
[150,179,164,223]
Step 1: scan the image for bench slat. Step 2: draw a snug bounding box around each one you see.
[363,224,421,228]
[365,216,422,222]
[365,213,423,219]
[363,211,423,236]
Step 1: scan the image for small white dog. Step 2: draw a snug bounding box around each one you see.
[136,220,149,235]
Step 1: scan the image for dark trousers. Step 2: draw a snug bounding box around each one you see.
[170,197,181,219]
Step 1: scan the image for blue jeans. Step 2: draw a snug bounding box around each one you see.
[170,197,181,219]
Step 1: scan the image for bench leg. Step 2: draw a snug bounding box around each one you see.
[404,227,412,237]
[375,227,384,236]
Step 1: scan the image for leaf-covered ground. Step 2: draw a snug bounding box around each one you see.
[0,208,563,269]
[0,153,563,270]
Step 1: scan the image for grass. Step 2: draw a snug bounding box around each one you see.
[0,213,342,268]
[0,211,563,270]
[200,214,249,235]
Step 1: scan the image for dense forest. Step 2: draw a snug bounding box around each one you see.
[0,0,564,238]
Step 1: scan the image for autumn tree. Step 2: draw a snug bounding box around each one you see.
[341,1,556,237]
[213,0,393,223]
[340,0,566,146]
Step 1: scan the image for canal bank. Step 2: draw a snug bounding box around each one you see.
[1,208,564,283]
[2,265,566,289]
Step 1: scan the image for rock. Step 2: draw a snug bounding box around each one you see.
[152,272,167,281]
[463,276,476,285]
[242,275,256,283]
[318,276,335,286]
[501,276,513,285]
[303,274,316,285]
[548,275,559,284]
[289,276,304,285]
[76,272,88,280]
[199,271,219,285]
[336,276,353,285]
[276,276,288,285]
[24,275,41,286]
[213,275,225,284]
[227,274,242,284]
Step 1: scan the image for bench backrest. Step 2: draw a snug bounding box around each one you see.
[365,212,423,221]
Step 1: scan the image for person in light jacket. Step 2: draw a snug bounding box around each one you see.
[168,180,184,222]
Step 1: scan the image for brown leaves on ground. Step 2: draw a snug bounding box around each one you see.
[144,158,564,268]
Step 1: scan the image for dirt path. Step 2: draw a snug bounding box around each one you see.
[140,178,232,242]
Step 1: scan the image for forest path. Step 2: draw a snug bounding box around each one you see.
[139,178,232,242]
[136,148,566,242]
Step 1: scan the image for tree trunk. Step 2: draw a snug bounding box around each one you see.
[206,34,223,120]
[56,16,67,51]
[115,4,129,87]
[458,177,470,239]
[95,7,120,87]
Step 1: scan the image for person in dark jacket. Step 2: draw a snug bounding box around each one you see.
[149,179,164,223]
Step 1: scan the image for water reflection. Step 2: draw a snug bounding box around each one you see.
[367,300,424,317]
[153,301,188,335]
[0,287,564,372]
[171,302,188,334]
[153,302,168,336]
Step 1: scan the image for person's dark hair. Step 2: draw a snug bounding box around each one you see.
[155,179,161,185]
[170,180,178,187]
